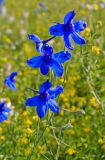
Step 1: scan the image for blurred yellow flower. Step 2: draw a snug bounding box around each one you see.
[98,138,104,145]
[32,115,39,121]
[36,145,46,154]
[93,4,99,10]
[66,148,77,155]
[4,120,10,125]
[83,127,91,133]
[0,136,5,141]
[19,137,28,145]
[24,119,32,126]
[24,148,31,156]
[92,46,101,55]
[82,27,91,37]
[0,127,3,133]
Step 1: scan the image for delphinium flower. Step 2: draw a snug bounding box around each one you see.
[28,34,55,52]
[26,45,71,77]
[0,101,11,122]
[4,72,18,90]
[49,10,87,50]
[25,80,64,118]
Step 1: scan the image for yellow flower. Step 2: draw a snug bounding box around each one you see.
[36,145,46,154]
[83,127,91,133]
[59,110,64,116]
[27,128,34,135]
[0,127,3,133]
[92,46,101,55]
[82,27,91,37]
[93,4,99,10]
[4,120,10,125]
[22,111,28,117]
[19,137,28,145]
[24,119,32,126]
[66,148,77,155]
[3,36,12,44]
[32,115,39,121]
[89,97,99,108]
[24,148,31,156]
[98,138,104,145]
[0,136,5,141]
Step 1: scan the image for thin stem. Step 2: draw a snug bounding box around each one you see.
[43,36,56,43]
[27,87,39,93]
[27,113,53,160]
[55,129,62,160]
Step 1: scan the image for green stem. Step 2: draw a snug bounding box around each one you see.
[26,119,40,160]
[55,129,62,160]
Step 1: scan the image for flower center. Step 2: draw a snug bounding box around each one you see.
[40,92,49,100]
[44,53,51,62]
[65,24,73,33]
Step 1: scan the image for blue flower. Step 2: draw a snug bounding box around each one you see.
[49,10,87,50]
[4,72,18,90]
[28,34,55,53]
[25,80,64,118]
[0,101,11,122]
[26,45,71,77]
[28,34,43,52]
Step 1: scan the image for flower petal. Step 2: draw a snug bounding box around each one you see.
[54,51,72,63]
[10,72,18,81]
[26,56,43,68]
[40,80,52,94]
[4,78,17,90]
[41,45,53,55]
[49,23,65,36]
[74,20,87,32]
[36,43,43,52]
[48,85,64,99]
[0,102,6,108]
[50,60,64,77]
[28,34,41,43]
[64,10,76,24]
[36,105,48,118]
[25,95,45,107]
[40,63,49,75]
[47,99,60,113]
[2,107,11,112]
[0,113,8,122]
[71,32,86,45]
[64,34,74,50]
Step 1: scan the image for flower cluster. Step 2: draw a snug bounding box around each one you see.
[2,10,87,121]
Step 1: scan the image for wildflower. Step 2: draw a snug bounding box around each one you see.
[28,34,55,52]
[24,148,31,156]
[27,45,71,77]
[0,136,5,141]
[66,148,77,155]
[20,137,28,145]
[98,138,104,145]
[4,71,18,90]
[0,101,11,122]
[25,80,64,118]
[82,27,91,37]
[49,10,87,50]
[92,46,100,55]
